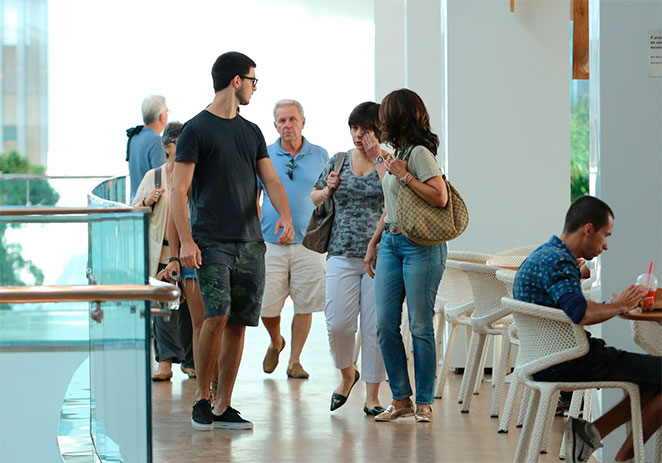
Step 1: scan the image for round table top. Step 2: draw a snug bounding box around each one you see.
[619,308,662,321]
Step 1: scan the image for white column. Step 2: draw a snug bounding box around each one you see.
[406,0,444,164]
[591,1,662,461]
[375,0,444,162]
[375,0,407,100]
[446,0,571,253]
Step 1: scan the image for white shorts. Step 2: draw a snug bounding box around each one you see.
[260,243,326,317]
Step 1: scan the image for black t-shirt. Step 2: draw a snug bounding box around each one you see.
[176,110,268,243]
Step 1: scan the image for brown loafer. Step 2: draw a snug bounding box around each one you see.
[181,365,197,378]
[151,371,173,382]
[286,362,309,379]
[263,337,286,374]
[415,406,432,422]
[374,402,414,421]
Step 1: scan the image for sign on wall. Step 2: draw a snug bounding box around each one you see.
[649,30,662,77]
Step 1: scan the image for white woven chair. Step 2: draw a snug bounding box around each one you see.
[632,320,662,356]
[492,269,520,423]
[498,271,596,437]
[456,262,511,414]
[502,297,645,463]
[488,255,529,270]
[631,320,662,463]
[496,245,538,256]
[497,268,566,447]
[433,252,492,399]
[448,250,493,263]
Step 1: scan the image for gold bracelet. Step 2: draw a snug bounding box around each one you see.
[405,173,414,185]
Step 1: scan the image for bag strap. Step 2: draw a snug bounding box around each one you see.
[333,151,347,174]
[154,166,162,189]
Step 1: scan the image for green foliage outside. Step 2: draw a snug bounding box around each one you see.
[570,93,590,201]
[0,150,60,206]
[0,151,59,308]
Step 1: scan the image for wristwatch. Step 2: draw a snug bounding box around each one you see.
[373,156,384,166]
[399,177,408,186]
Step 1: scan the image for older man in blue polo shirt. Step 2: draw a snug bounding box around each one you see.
[514,196,660,463]
[258,99,329,379]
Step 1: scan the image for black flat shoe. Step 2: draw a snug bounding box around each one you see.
[363,404,386,416]
[330,370,360,411]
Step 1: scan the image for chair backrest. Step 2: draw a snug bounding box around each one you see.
[447,250,492,263]
[437,252,491,308]
[495,245,538,256]
[501,297,589,379]
[496,269,516,298]
[632,320,662,356]
[487,255,527,269]
[439,260,476,311]
[457,261,509,321]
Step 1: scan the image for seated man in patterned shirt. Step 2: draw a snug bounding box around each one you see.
[513,195,661,463]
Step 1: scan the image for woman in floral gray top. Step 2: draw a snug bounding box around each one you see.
[311,102,389,415]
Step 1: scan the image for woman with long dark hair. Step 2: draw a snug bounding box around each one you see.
[364,88,448,422]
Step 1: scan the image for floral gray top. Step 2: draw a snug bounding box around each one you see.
[314,151,384,258]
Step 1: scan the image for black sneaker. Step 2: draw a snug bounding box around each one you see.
[191,399,214,431]
[564,417,602,462]
[212,406,253,430]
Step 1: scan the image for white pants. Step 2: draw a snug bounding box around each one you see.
[325,256,386,384]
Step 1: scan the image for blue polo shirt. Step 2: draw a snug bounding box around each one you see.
[128,127,166,201]
[513,235,587,323]
[259,137,329,244]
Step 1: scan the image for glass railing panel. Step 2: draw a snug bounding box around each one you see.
[0,203,152,463]
[89,299,150,463]
[87,211,150,462]
[90,176,127,206]
[0,175,115,207]
[0,300,90,463]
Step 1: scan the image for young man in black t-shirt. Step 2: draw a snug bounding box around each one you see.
[171,51,294,431]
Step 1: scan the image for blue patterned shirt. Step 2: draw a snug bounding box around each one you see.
[513,236,586,323]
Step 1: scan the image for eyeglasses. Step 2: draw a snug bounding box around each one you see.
[286,158,295,180]
[239,75,258,88]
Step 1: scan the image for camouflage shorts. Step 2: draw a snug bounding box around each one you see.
[196,241,266,326]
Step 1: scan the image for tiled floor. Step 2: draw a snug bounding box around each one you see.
[151,314,572,463]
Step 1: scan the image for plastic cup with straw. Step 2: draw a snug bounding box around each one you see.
[636,261,658,309]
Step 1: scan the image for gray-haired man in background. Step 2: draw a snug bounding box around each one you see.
[127,95,168,201]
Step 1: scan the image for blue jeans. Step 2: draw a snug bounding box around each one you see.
[375,232,447,405]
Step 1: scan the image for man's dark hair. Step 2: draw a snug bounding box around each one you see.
[348,102,382,140]
[563,195,614,234]
[211,52,257,92]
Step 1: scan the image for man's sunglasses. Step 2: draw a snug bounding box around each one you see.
[286,158,295,180]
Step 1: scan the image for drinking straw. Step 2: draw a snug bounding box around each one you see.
[645,260,653,290]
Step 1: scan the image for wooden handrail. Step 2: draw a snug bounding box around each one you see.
[0,282,179,303]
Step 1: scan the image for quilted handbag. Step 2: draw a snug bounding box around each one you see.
[397,174,469,245]
[302,152,347,253]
